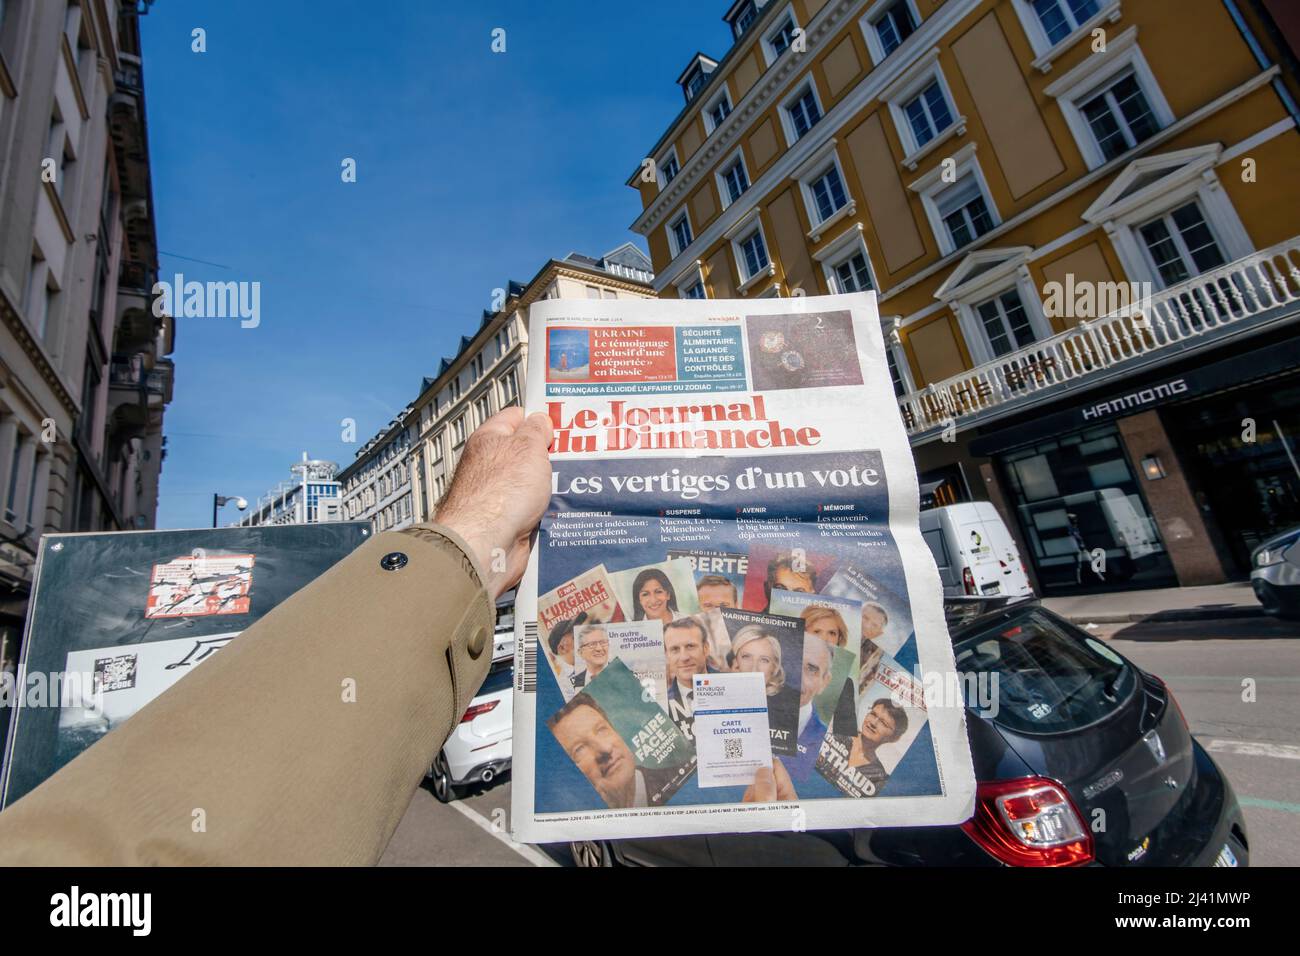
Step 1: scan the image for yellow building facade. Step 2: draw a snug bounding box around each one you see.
[629,0,1300,595]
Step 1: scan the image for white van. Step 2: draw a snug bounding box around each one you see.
[920,502,1034,603]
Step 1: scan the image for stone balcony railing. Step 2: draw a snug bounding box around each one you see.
[898,237,1300,439]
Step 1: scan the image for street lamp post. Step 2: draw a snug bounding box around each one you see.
[212,493,248,528]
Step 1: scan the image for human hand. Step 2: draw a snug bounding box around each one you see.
[741,758,798,803]
[434,407,553,599]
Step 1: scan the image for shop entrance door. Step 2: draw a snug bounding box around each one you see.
[1000,424,1178,594]
[1162,380,1300,572]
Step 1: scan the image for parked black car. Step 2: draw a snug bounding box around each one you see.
[568,603,1248,867]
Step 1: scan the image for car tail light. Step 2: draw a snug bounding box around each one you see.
[460,700,499,723]
[961,777,1094,866]
[962,567,976,595]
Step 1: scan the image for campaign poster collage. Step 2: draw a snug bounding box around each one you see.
[533,450,944,814]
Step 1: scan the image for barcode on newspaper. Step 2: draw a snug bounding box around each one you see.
[518,622,538,694]
[723,737,743,761]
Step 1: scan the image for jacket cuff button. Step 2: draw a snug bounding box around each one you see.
[466,626,487,659]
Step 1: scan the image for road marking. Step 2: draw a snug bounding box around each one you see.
[445,799,559,867]
[1239,797,1300,814]
[1205,738,1300,760]
[1159,675,1300,682]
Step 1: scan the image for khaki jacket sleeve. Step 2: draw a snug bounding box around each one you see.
[0,523,495,866]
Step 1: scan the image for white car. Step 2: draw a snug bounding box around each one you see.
[1251,526,1300,618]
[427,628,514,802]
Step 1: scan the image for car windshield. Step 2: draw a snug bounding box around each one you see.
[953,608,1134,734]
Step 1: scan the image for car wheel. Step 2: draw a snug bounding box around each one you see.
[570,840,614,867]
[429,751,459,804]
[1253,580,1280,615]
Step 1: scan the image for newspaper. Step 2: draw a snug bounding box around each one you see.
[512,292,975,842]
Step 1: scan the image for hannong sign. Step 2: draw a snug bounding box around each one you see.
[970,336,1300,456]
[1080,378,1191,421]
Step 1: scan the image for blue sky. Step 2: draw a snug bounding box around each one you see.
[147,0,732,528]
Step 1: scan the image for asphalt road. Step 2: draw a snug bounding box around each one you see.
[379,614,1300,868]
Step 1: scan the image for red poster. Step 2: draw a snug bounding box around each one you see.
[589,326,676,382]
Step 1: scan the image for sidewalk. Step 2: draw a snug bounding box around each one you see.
[1041,581,1263,624]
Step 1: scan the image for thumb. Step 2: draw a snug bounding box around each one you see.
[520,411,554,450]
[749,766,775,801]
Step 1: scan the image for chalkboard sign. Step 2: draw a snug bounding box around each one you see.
[0,522,371,807]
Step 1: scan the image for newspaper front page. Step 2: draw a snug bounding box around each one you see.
[512,292,975,842]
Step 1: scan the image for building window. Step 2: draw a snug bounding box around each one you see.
[1045,28,1173,170]
[880,50,965,169]
[25,252,55,341]
[470,354,484,379]
[912,145,1001,256]
[452,416,466,446]
[1079,71,1159,163]
[904,81,954,149]
[1032,0,1101,45]
[886,348,909,397]
[786,84,822,141]
[674,261,709,300]
[1138,201,1227,287]
[669,212,693,257]
[451,377,462,403]
[936,248,1056,365]
[976,289,1039,358]
[730,0,759,37]
[737,227,770,284]
[586,285,602,299]
[705,90,732,133]
[1081,145,1253,290]
[814,223,878,295]
[682,64,709,101]
[475,393,492,424]
[602,288,617,300]
[937,177,995,251]
[500,365,519,406]
[65,2,88,68]
[864,0,919,62]
[659,148,680,188]
[1012,0,1119,70]
[764,12,799,63]
[833,251,874,293]
[47,110,74,199]
[719,153,750,207]
[809,163,848,224]
[5,438,24,524]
